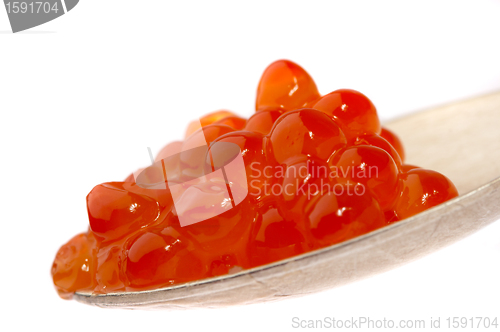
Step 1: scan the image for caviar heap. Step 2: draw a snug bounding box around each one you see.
[52,60,458,299]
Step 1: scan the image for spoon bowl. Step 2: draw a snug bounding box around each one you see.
[75,91,500,309]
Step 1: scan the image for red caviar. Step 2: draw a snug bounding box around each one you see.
[52,60,458,299]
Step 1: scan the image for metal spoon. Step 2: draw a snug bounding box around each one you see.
[75,91,500,309]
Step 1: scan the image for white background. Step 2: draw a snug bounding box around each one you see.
[1,1,499,331]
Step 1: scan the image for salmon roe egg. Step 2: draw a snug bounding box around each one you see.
[256,60,320,112]
[353,133,403,170]
[249,205,312,267]
[124,226,207,288]
[214,115,247,130]
[394,169,458,219]
[312,89,381,140]
[380,127,405,162]
[210,131,273,202]
[244,107,284,135]
[185,110,236,137]
[51,233,96,299]
[334,146,400,211]
[87,182,161,242]
[306,189,386,248]
[277,156,332,223]
[268,108,347,164]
